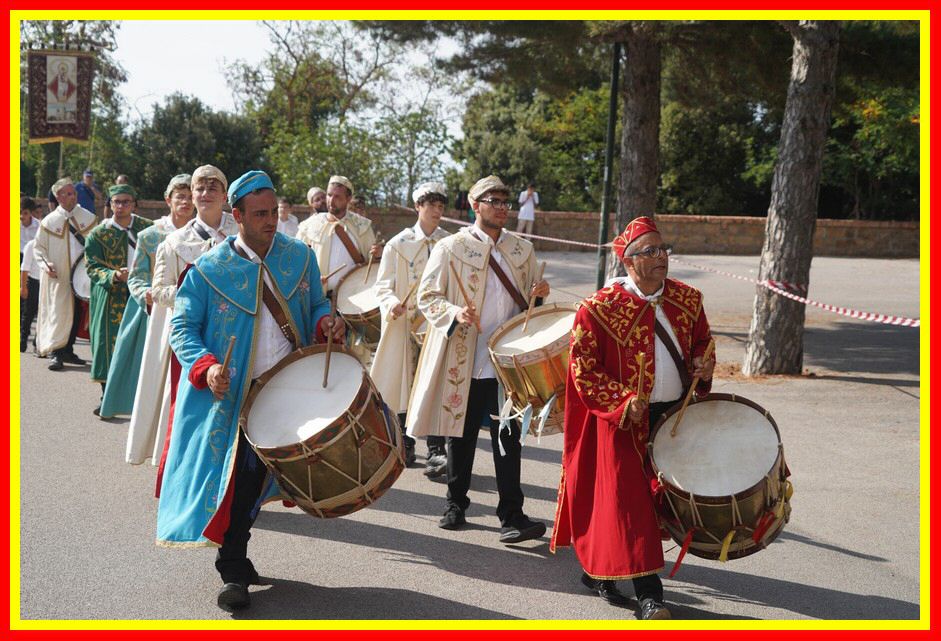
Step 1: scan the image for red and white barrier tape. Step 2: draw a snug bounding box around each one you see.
[438,216,919,328]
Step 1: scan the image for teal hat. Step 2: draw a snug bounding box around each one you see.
[228,170,274,206]
[108,183,137,199]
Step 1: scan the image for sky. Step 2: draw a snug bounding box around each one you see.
[114,20,271,121]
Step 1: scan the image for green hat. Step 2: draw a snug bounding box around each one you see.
[109,184,137,199]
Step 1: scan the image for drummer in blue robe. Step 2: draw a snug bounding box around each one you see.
[156,170,345,612]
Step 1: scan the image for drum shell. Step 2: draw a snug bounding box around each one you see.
[71,259,91,302]
[239,345,404,519]
[487,303,575,436]
[649,393,791,560]
[336,265,382,344]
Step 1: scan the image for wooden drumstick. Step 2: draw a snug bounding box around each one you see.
[322,291,337,388]
[448,261,482,333]
[628,351,648,426]
[321,263,348,285]
[521,261,547,333]
[670,337,716,437]
[221,336,236,373]
[363,253,375,283]
[389,280,420,322]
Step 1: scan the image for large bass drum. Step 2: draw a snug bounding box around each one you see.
[649,393,792,561]
[71,258,91,302]
[239,345,404,518]
[488,302,576,436]
[335,263,381,345]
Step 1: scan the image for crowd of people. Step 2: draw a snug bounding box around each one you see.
[20,168,715,620]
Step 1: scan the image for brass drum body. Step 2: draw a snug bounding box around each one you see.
[336,264,382,345]
[239,345,404,519]
[487,303,576,436]
[649,393,791,561]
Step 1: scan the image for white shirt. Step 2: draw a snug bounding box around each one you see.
[21,239,41,280]
[611,275,685,403]
[194,216,229,245]
[234,235,294,379]
[62,207,87,261]
[326,212,357,292]
[20,217,40,253]
[412,221,440,256]
[105,217,136,269]
[518,190,539,221]
[277,214,299,238]
[469,227,518,380]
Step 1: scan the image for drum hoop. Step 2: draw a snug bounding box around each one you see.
[648,392,784,505]
[487,301,577,356]
[239,344,367,452]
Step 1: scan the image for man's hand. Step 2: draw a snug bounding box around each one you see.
[206,363,230,400]
[456,306,479,327]
[46,266,58,279]
[530,279,549,299]
[113,267,129,283]
[323,314,347,343]
[692,354,715,381]
[390,302,407,320]
[20,286,28,300]
[369,243,383,259]
[627,396,648,424]
[145,290,153,306]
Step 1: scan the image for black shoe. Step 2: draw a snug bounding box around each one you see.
[638,598,671,620]
[47,356,64,371]
[580,572,631,607]
[404,443,416,467]
[61,352,85,365]
[20,340,27,353]
[217,582,250,611]
[424,453,447,478]
[93,405,101,417]
[438,505,466,530]
[499,515,546,544]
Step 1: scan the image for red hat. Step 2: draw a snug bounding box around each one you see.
[612,216,659,260]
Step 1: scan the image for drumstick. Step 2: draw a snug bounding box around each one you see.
[363,253,375,283]
[628,351,648,425]
[220,336,236,374]
[322,291,337,389]
[448,261,482,333]
[521,261,547,333]
[670,338,716,437]
[321,263,348,285]
[389,280,420,322]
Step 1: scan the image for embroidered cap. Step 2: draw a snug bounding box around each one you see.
[108,183,137,199]
[328,175,354,195]
[468,175,510,202]
[307,186,325,203]
[612,216,660,260]
[164,173,192,198]
[191,165,228,191]
[412,181,447,204]
[228,170,275,206]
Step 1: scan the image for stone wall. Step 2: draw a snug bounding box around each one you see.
[116,200,921,259]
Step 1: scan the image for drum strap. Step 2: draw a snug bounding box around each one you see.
[230,241,299,349]
[487,255,528,311]
[654,319,692,390]
[66,217,86,247]
[332,223,365,265]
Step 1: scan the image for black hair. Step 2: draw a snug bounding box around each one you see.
[416,192,447,207]
[233,187,275,213]
[21,196,37,212]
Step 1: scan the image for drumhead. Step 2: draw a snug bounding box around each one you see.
[336,264,378,315]
[651,398,780,497]
[71,261,91,301]
[245,351,363,448]
[491,307,574,356]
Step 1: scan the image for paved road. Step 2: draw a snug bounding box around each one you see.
[17,253,922,622]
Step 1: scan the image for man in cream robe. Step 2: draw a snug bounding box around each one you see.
[370,182,450,473]
[406,175,549,545]
[34,178,96,370]
[126,166,238,467]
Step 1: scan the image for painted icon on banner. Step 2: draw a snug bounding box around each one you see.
[45,56,78,124]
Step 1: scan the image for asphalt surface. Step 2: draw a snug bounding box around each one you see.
[17,253,922,623]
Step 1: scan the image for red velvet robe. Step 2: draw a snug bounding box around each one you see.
[551,278,713,579]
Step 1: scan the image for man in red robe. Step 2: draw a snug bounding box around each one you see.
[551,216,715,620]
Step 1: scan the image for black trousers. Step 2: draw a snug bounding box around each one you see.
[52,294,84,357]
[446,378,525,526]
[397,412,445,454]
[215,431,268,584]
[20,276,39,348]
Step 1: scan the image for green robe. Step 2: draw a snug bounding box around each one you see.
[84,214,153,383]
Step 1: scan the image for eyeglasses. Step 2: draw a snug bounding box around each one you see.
[111,199,134,207]
[627,244,673,259]
[479,198,513,210]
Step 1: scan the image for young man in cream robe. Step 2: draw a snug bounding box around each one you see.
[406,175,550,545]
[297,175,382,366]
[370,182,450,474]
[126,166,238,467]
[34,178,96,371]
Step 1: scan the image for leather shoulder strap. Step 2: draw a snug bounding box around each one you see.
[487,254,527,311]
[230,240,298,349]
[654,318,692,390]
[333,223,365,265]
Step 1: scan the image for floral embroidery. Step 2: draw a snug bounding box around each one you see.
[216,301,230,315]
[448,367,460,379]
[447,392,463,409]
[297,277,310,293]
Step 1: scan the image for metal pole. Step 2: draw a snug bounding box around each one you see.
[597,42,621,290]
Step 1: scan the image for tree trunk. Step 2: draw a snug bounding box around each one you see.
[743,21,840,376]
[607,25,661,280]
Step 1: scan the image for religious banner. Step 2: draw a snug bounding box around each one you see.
[27,49,95,144]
